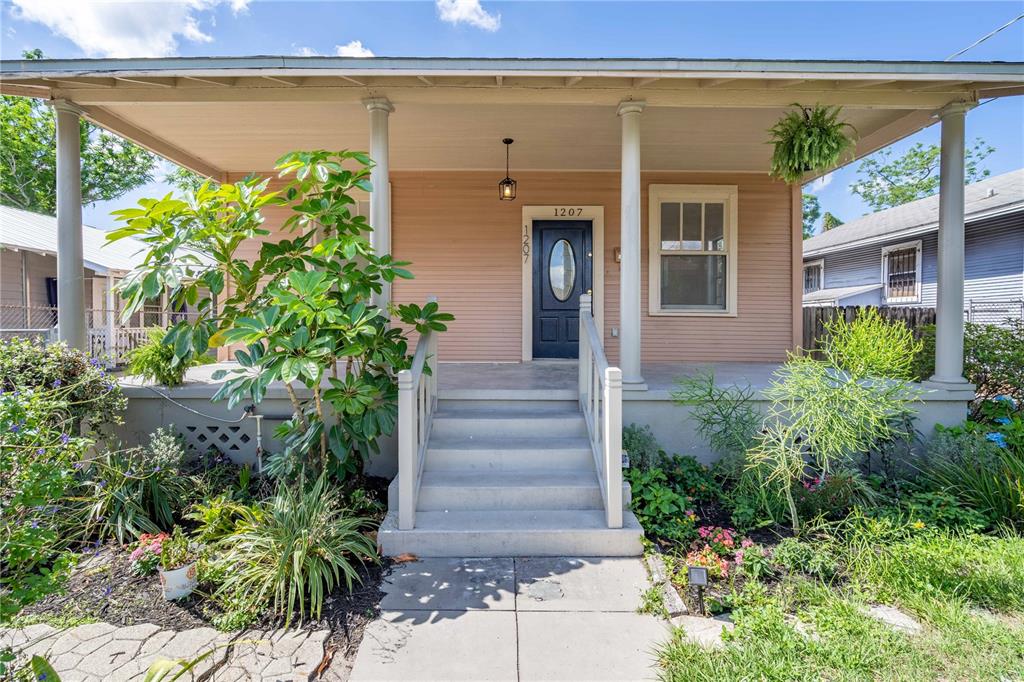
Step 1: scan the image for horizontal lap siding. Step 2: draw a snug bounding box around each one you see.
[391,171,794,363]
[635,173,794,362]
[813,212,1023,307]
[226,171,795,363]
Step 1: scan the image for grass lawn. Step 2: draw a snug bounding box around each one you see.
[657,521,1024,681]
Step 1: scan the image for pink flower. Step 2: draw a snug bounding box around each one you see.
[741,538,754,549]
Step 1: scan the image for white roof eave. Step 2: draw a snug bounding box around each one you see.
[2,56,1023,83]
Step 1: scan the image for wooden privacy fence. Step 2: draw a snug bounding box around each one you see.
[802,306,936,355]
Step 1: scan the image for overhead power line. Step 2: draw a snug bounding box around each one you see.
[945,13,1024,61]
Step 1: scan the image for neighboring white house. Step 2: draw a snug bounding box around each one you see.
[0,204,202,361]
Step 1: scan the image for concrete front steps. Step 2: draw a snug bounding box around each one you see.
[379,397,643,557]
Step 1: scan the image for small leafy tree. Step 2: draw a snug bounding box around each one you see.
[851,139,994,211]
[801,193,821,239]
[108,150,452,479]
[821,212,844,231]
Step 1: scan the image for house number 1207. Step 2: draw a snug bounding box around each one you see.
[554,207,584,217]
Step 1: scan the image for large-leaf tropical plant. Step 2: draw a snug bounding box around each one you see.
[108,150,452,479]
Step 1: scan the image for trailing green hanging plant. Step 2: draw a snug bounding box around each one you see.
[768,104,857,184]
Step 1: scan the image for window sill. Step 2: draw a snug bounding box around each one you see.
[883,298,921,305]
[648,309,737,318]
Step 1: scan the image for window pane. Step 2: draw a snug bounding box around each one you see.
[803,264,822,293]
[660,202,680,250]
[704,203,725,251]
[886,247,917,299]
[661,255,727,309]
[682,203,702,250]
[549,239,576,302]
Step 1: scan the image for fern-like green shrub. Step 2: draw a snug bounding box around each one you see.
[211,475,377,626]
[768,104,857,184]
[126,327,210,387]
[822,307,922,380]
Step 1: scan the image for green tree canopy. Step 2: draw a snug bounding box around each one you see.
[802,193,821,239]
[850,138,994,211]
[0,95,158,215]
[0,51,157,215]
[821,212,844,231]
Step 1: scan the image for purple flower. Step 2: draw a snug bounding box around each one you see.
[74,461,84,470]
[31,520,40,529]
[102,585,113,597]
[90,358,102,367]
[36,447,45,455]
[97,480,107,488]
[60,433,70,445]
[10,423,20,434]
[52,379,62,388]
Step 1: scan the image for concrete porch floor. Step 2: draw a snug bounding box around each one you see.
[348,556,668,682]
[437,360,783,396]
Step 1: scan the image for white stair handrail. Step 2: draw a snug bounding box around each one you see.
[578,294,623,529]
[396,296,440,530]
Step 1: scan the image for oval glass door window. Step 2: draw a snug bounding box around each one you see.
[549,239,576,301]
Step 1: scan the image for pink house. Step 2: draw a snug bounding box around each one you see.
[3,56,1020,555]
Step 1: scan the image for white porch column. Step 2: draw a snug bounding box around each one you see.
[52,100,86,350]
[928,102,975,388]
[365,97,394,310]
[617,100,646,388]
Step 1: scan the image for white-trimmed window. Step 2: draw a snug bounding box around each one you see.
[803,259,824,294]
[881,240,922,303]
[648,184,738,315]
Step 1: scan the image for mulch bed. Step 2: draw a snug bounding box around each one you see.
[20,474,395,674]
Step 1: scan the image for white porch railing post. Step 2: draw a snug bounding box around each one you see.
[105,275,116,368]
[397,368,416,530]
[579,294,591,404]
[603,366,623,528]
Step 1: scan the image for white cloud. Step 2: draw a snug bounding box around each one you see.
[294,46,321,57]
[809,172,834,193]
[436,0,500,31]
[8,0,248,58]
[335,40,374,58]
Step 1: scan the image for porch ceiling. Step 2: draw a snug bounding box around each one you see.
[2,56,1021,179]
[70,102,912,175]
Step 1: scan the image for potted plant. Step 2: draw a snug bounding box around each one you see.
[768,104,857,184]
[158,526,197,600]
[129,532,168,576]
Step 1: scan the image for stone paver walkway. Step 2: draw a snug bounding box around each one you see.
[0,621,329,681]
[348,557,670,682]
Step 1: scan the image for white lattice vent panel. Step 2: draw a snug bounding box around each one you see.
[182,424,253,455]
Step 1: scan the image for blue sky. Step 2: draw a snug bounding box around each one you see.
[2,0,1022,230]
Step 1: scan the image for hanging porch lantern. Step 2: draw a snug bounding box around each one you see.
[498,138,517,201]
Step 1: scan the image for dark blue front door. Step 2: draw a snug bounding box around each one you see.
[532,220,593,358]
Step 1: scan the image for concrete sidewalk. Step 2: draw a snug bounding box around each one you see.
[349,557,669,682]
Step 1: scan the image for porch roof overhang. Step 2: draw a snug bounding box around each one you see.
[2,56,1022,181]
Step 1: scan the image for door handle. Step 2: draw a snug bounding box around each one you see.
[586,288,592,295]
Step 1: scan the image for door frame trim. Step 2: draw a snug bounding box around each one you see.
[521,205,604,362]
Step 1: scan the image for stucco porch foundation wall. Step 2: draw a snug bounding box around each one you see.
[626,385,974,465]
[115,383,397,478]
[117,380,969,475]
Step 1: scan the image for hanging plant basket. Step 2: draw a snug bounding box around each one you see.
[768,104,858,184]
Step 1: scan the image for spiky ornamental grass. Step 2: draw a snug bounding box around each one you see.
[212,474,377,626]
[768,104,857,184]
